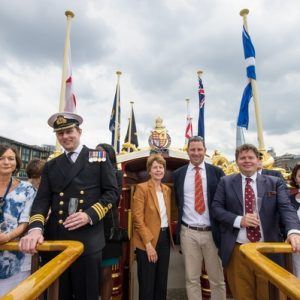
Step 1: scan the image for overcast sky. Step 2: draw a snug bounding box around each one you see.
[0,0,299,160]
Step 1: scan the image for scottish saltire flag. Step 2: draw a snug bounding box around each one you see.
[242,26,256,80]
[197,77,205,139]
[64,45,77,112]
[236,26,256,146]
[185,117,193,140]
[109,82,121,152]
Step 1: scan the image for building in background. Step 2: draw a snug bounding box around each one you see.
[275,153,300,171]
[0,135,54,179]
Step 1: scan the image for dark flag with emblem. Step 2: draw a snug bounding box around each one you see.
[197,76,205,139]
[124,106,138,148]
[109,78,121,153]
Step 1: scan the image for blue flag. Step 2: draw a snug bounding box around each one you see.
[242,26,256,80]
[197,76,205,139]
[236,26,256,147]
[237,82,252,129]
[109,83,121,153]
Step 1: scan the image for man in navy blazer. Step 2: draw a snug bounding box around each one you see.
[211,144,300,300]
[173,136,226,300]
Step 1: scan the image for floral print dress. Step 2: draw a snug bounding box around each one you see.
[0,181,36,279]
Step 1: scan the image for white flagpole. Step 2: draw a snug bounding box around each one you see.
[56,11,74,153]
[240,9,265,151]
[59,11,74,113]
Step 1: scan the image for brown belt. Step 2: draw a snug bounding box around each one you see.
[181,221,211,231]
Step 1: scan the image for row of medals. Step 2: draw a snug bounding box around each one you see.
[89,151,106,162]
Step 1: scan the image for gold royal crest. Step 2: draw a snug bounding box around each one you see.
[148,117,171,150]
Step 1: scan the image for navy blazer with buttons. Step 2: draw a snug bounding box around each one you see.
[173,162,225,247]
[211,173,300,267]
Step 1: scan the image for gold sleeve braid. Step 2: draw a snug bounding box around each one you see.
[29,214,45,225]
[91,203,112,220]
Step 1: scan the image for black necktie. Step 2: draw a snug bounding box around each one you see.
[67,152,75,164]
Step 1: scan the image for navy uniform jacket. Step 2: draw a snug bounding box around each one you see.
[211,173,300,267]
[173,162,225,247]
[29,145,119,255]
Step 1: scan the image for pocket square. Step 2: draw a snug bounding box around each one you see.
[267,191,277,196]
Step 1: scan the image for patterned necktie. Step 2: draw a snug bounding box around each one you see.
[67,152,75,164]
[245,177,261,242]
[194,166,205,214]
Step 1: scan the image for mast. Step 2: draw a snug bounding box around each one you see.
[240,9,265,151]
[55,10,75,152]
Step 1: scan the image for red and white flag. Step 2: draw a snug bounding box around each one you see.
[185,117,193,139]
[64,45,76,112]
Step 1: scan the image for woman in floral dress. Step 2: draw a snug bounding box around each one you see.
[0,145,36,296]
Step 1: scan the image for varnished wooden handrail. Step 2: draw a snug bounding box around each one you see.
[0,240,83,300]
[240,242,300,300]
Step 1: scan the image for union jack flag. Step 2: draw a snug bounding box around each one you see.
[197,76,205,139]
[198,78,205,109]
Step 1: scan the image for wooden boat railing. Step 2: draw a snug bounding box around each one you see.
[0,240,83,300]
[240,242,300,300]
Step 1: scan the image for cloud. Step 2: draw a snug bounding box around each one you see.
[0,0,299,161]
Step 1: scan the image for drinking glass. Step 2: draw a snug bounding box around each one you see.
[252,198,261,225]
[68,198,78,215]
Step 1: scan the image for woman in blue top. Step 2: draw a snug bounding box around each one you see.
[0,145,36,296]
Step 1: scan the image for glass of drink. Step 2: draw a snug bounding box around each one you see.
[68,198,78,215]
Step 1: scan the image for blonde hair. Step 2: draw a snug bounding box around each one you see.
[146,154,166,173]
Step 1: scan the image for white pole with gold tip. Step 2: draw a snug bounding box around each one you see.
[240,9,265,151]
[55,11,75,153]
[59,10,75,113]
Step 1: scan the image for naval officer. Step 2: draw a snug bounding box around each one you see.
[19,112,118,300]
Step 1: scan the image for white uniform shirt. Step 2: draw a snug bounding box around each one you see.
[65,144,83,163]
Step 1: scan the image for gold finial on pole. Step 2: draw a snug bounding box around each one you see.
[239,8,265,151]
[197,70,203,77]
[239,8,249,17]
[240,9,249,32]
[65,11,75,18]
